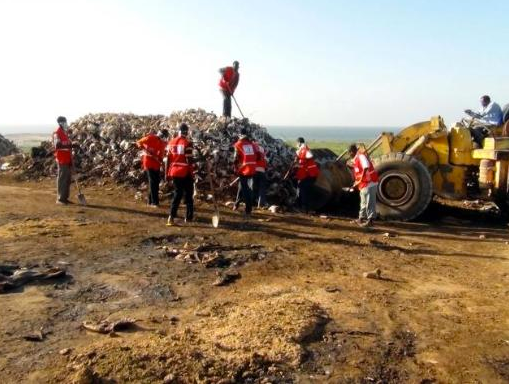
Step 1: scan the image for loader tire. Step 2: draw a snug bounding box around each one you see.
[373,153,432,221]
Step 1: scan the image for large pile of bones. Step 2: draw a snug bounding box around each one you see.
[0,134,19,157]
[22,109,297,204]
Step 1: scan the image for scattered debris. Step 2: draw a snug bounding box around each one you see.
[23,327,46,342]
[59,348,72,356]
[212,270,241,286]
[363,269,382,279]
[82,318,137,335]
[0,265,67,293]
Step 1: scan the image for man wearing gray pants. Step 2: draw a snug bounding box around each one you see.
[349,144,379,227]
[53,116,73,204]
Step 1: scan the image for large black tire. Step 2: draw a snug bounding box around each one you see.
[373,153,432,221]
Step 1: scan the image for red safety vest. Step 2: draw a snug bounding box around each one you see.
[137,134,165,171]
[295,145,319,180]
[219,66,239,93]
[254,143,267,172]
[234,138,257,177]
[167,136,193,178]
[353,152,379,190]
[53,126,72,165]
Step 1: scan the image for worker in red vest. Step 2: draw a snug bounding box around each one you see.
[233,140,268,210]
[349,144,379,227]
[233,127,257,217]
[253,141,268,208]
[218,61,240,119]
[294,137,320,213]
[53,116,73,204]
[166,123,194,226]
[136,129,168,208]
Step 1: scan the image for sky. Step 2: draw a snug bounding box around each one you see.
[0,0,508,133]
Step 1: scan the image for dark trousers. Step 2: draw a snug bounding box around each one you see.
[297,177,316,213]
[235,172,267,209]
[56,163,71,202]
[238,176,253,214]
[470,126,493,146]
[221,90,232,118]
[170,176,194,220]
[253,171,268,207]
[147,169,160,206]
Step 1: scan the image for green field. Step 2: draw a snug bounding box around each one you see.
[285,140,351,156]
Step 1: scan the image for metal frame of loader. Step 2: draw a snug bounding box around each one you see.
[338,116,509,221]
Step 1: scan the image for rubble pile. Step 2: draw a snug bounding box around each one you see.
[22,109,296,204]
[0,134,19,157]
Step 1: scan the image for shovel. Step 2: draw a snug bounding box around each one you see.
[74,179,87,206]
[206,162,220,228]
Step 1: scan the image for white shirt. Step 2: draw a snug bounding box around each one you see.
[478,102,503,125]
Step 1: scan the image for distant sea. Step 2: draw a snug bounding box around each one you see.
[267,126,396,142]
[2,124,397,144]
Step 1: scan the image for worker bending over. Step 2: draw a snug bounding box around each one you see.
[166,124,194,226]
[136,129,168,208]
[349,144,379,227]
[219,61,240,119]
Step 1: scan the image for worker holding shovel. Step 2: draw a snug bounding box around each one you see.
[166,124,194,226]
[53,116,73,205]
[218,61,240,120]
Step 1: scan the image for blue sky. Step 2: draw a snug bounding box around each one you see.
[0,0,508,131]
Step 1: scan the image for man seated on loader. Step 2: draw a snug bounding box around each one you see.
[464,95,503,147]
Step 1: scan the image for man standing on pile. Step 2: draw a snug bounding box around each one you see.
[136,129,168,208]
[293,137,319,213]
[233,128,257,218]
[166,123,194,226]
[53,116,73,205]
[349,144,379,227]
[219,61,240,119]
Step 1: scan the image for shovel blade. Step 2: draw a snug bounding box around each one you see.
[212,213,220,228]
[77,193,87,206]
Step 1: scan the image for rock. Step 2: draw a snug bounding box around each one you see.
[268,205,280,213]
[163,373,176,384]
[382,232,393,238]
[59,348,72,355]
[325,286,342,293]
[363,269,382,279]
[479,234,486,239]
[72,365,95,384]
[0,134,19,157]
[212,270,241,286]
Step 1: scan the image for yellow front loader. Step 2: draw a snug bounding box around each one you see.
[345,110,509,221]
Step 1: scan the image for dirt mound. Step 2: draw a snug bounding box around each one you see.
[21,109,296,204]
[55,294,328,382]
[0,134,19,157]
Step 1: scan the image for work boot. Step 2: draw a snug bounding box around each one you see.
[166,216,176,227]
[353,218,365,226]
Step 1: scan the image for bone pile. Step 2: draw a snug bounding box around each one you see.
[0,134,18,157]
[22,109,297,204]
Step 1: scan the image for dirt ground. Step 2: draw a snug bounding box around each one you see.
[0,174,508,384]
